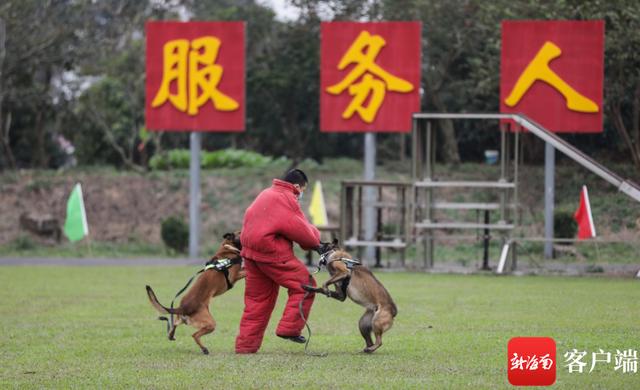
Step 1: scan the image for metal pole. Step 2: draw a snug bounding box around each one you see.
[544,142,555,259]
[499,124,507,223]
[189,132,201,259]
[363,132,377,265]
[482,210,491,270]
[425,122,434,267]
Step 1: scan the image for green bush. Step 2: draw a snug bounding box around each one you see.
[168,149,190,168]
[149,154,169,170]
[150,148,272,170]
[161,216,189,253]
[11,235,36,251]
[554,211,578,239]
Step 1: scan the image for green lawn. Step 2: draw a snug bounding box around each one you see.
[1,267,638,389]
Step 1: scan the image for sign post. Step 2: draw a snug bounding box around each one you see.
[363,132,377,262]
[146,21,245,258]
[544,143,555,258]
[188,132,202,258]
[500,20,604,259]
[320,21,421,265]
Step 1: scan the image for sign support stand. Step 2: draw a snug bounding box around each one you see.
[189,131,202,259]
[544,141,555,259]
[363,132,377,265]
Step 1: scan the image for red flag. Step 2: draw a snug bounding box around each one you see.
[574,185,596,239]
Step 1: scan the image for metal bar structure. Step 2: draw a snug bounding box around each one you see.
[413,113,640,202]
[338,112,640,271]
[339,180,412,267]
[412,114,517,267]
[409,112,640,269]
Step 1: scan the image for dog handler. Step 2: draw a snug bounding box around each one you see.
[235,169,323,353]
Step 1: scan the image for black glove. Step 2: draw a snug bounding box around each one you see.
[316,241,332,255]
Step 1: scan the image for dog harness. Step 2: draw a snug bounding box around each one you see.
[204,257,242,290]
[317,250,362,296]
[318,250,362,271]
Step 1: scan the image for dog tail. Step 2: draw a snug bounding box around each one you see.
[146,285,183,315]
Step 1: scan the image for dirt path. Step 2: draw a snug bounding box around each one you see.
[0,257,202,266]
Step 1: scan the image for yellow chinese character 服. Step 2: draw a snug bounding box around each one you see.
[326,31,414,123]
[152,37,239,115]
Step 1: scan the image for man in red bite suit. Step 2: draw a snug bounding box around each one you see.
[235,169,324,354]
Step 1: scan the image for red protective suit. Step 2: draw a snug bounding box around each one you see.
[236,179,320,353]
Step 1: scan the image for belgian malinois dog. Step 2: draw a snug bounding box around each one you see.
[146,232,246,355]
[304,240,398,353]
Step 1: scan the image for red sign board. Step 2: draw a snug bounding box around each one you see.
[145,21,245,131]
[500,20,604,133]
[320,22,421,133]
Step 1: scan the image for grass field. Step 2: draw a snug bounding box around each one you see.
[1,266,638,389]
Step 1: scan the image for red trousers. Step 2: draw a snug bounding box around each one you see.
[235,258,316,353]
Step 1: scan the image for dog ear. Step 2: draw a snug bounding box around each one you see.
[223,232,234,241]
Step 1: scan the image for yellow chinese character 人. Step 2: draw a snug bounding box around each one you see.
[152,36,239,115]
[326,30,414,123]
[504,41,598,113]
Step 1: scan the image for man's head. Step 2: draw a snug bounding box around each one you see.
[283,169,308,193]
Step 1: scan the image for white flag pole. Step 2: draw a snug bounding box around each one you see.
[78,184,93,257]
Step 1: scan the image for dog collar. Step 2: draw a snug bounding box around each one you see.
[318,250,335,267]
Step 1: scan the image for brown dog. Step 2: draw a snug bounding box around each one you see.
[146,232,246,355]
[304,241,398,353]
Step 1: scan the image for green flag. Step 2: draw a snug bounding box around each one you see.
[64,183,88,242]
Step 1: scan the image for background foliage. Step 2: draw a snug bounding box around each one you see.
[0,0,639,173]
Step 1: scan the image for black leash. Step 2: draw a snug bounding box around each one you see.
[298,274,327,357]
[158,268,205,334]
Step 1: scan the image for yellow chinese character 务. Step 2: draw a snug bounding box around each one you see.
[326,30,414,123]
[152,36,239,116]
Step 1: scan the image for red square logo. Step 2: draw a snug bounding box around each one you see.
[508,337,556,386]
[320,21,421,133]
[145,21,245,132]
[500,20,604,133]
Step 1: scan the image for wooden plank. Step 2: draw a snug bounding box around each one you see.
[344,240,407,248]
[318,225,339,233]
[415,221,515,230]
[414,180,515,189]
[342,180,413,187]
[432,202,501,210]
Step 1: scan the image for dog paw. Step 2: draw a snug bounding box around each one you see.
[363,344,380,353]
[201,348,209,355]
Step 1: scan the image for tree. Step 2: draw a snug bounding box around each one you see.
[0,0,86,169]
